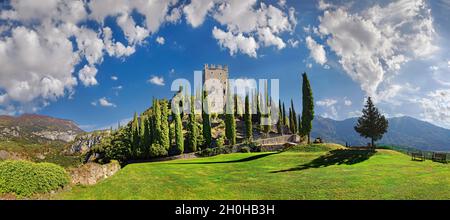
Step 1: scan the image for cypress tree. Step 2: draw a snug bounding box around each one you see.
[153,99,162,145]
[288,107,293,133]
[256,91,261,127]
[244,94,253,141]
[282,102,287,126]
[131,112,139,158]
[202,91,212,147]
[225,82,236,145]
[174,102,184,155]
[160,100,170,150]
[298,114,302,136]
[277,100,282,134]
[262,81,271,136]
[139,114,147,158]
[187,96,198,152]
[354,97,389,147]
[291,99,297,134]
[301,73,314,144]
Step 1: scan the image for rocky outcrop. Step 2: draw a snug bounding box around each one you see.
[69,161,121,185]
[31,130,79,142]
[68,131,110,154]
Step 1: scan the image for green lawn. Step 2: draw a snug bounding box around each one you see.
[54,144,450,200]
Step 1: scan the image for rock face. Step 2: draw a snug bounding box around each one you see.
[68,130,110,154]
[69,161,121,185]
[0,114,84,143]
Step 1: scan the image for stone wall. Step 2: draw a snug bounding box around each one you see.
[69,160,120,185]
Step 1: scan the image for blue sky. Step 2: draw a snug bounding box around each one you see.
[1,0,450,131]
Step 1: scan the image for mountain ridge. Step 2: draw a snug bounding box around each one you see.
[312,116,450,152]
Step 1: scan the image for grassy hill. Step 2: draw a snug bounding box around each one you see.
[54,144,450,200]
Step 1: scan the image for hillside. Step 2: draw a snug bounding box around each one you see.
[54,144,450,200]
[0,114,84,143]
[312,116,450,152]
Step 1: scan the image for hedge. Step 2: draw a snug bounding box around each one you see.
[0,160,70,197]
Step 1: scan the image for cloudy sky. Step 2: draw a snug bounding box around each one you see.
[0,0,449,131]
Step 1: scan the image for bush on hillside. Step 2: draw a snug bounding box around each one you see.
[0,160,70,197]
[240,146,251,153]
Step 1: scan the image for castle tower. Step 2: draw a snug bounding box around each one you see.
[202,64,229,112]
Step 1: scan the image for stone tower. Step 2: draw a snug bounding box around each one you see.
[202,64,229,112]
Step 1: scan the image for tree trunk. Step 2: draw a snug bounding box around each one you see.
[308,133,311,144]
[371,138,375,148]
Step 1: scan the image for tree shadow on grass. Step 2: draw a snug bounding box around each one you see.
[271,149,376,173]
[171,152,280,165]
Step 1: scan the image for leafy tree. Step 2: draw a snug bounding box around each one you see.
[354,97,389,147]
[225,83,236,145]
[187,96,198,152]
[202,91,212,147]
[244,94,253,141]
[301,73,314,144]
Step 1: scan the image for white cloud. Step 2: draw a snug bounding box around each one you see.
[344,97,352,106]
[0,26,78,104]
[148,76,165,86]
[92,97,116,108]
[99,97,116,107]
[78,65,98,87]
[305,36,327,65]
[184,0,295,57]
[316,0,437,98]
[212,26,259,58]
[316,98,337,107]
[413,89,450,128]
[287,38,299,48]
[183,0,215,28]
[156,36,165,45]
[111,76,118,81]
[0,0,179,113]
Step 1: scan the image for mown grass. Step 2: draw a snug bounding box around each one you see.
[54,143,450,200]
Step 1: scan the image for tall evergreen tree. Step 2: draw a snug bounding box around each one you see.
[139,114,147,158]
[262,81,271,135]
[153,99,162,145]
[256,91,261,127]
[288,107,293,134]
[173,102,184,155]
[202,91,212,147]
[282,102,287,126]
[131,112,139,157]
[297,114,302,136]
[225,83,236,145]
[160,100,170,150]
[290,99,297,134]
[277,99,283,134]
[244,94,253,141]
[187,96,198,152]
[301,73,314,144]
[354,97,389,147]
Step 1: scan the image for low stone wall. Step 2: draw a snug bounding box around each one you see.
[69,160,121,185]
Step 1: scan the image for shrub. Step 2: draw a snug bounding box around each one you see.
[0,160,70,197]
[240,146,251,153]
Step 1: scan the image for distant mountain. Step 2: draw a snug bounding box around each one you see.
[312,116,450,152]
[0,114,84,143]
